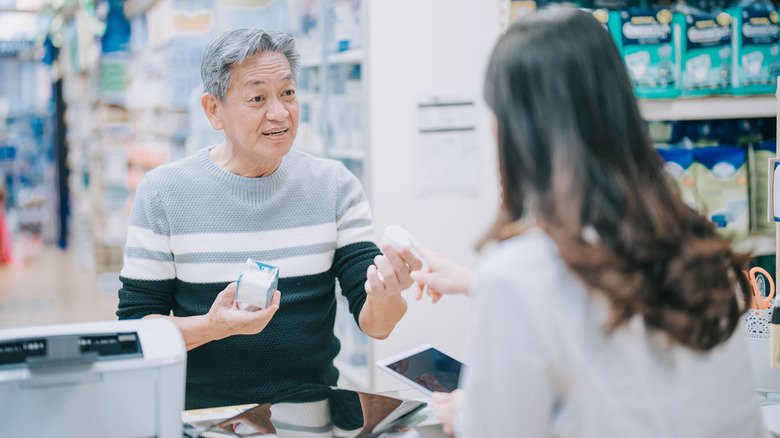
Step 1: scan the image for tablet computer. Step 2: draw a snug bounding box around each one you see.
[376,344,464,396]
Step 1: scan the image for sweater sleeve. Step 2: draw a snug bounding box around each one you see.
[331,165,381,325]
[117,178,177,319]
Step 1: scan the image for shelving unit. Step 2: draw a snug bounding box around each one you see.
[640,95,777,121]
[736,235,776,257]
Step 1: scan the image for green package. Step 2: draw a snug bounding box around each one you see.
[610,7,679,99]
[729,1,780,95]
[749,140,776,234]
[693,146,750,243]
[674,9,733,96]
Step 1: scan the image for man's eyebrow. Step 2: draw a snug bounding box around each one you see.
[245,79,266,86]
[283,74,293,81]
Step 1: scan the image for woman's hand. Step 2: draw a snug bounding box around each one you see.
[207,282,281,339]
[409,241,476,302]
[431,389,464,436]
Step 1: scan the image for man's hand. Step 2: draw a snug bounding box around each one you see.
[359,244,422,339]
[207,282,281,339]
[365,244,423,299]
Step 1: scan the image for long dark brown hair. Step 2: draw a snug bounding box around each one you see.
[483,5,751,351]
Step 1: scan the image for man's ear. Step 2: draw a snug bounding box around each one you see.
[201,93,224,131]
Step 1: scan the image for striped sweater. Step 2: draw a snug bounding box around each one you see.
[117,147,380,409]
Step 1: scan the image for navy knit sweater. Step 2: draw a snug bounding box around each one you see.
[117,148,380,409]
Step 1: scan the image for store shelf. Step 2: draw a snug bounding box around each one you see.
[639,95,776,121]
[327,49,363,65]
[301,56,323,69]
[301,49,363,69]
[734,235,775,256]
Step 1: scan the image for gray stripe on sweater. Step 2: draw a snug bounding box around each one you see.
[175,242,335,264]
[125,247,175,262]
[337,218,372,231]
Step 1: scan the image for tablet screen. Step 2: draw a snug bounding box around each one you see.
[385,347,462,393]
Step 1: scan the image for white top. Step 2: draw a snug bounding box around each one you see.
[458,228,768,438]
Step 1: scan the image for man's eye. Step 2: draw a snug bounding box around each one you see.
[283,90,296,97]
[251,96,263,102]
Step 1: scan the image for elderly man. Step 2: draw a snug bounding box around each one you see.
[117,29,420,409]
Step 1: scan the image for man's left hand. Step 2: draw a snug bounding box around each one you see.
[365,244,423,299]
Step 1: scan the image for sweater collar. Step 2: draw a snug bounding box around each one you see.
[196,147,298,204]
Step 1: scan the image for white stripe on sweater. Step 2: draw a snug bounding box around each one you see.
[168,223,337,255]
[120,257,176,281]
[337,225,374,249]
[126,226,171,254]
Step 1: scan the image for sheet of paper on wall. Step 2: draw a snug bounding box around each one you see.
[415,96,480,197]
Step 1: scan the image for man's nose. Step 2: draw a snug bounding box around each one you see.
[265,97,289,121]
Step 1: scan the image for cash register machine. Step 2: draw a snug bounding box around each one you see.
[0,319,186,438]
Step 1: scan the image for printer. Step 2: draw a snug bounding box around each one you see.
[0,319,186,438]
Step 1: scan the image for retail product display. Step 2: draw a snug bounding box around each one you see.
[674,6,733,96]
[655,118,775,243]
[729,0,780,95]
[530,0,780,98]
[610,7,679,98]
[657,147,698,208]
[235,259,279,312]
[750,139,776,233]
[694,146,750,242]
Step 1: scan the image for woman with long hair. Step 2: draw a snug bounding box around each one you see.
[410,5,767,437]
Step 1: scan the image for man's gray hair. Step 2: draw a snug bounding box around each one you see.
[200,28,300,102]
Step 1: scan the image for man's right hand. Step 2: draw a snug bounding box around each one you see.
[207,282,281,339]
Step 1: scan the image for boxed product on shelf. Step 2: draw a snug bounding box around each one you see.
[673,7,733,96]
[728,0,780,95]
[609,7,679,98]
[693,146,750,242]
[749,139,776,234]
[657,147,699,209]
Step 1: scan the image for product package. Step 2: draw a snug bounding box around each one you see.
[749,140,777,234]
[610,7,679,98]
[674,7,733,96]
[235,259,279,312]
[729,0,780,95]
[693,146,750,242]
[657,147,699,209]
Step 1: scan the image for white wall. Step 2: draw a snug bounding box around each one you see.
[366,0,503,391]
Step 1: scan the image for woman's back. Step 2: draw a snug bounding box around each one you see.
[459,228,767,437]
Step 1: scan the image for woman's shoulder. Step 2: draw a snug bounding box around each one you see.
[478,228,560,281]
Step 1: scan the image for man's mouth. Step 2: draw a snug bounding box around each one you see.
[262,128,289,137]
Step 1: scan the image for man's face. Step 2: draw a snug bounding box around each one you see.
[219,51,299,162]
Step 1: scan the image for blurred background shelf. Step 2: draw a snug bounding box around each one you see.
[640,96,777,121]
[735,235,776,257]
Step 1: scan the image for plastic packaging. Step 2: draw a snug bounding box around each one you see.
[235,259,279,312]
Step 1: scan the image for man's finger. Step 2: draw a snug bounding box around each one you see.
[367,265,386,292]
[382,245,410,279]
[374,255,399,287]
